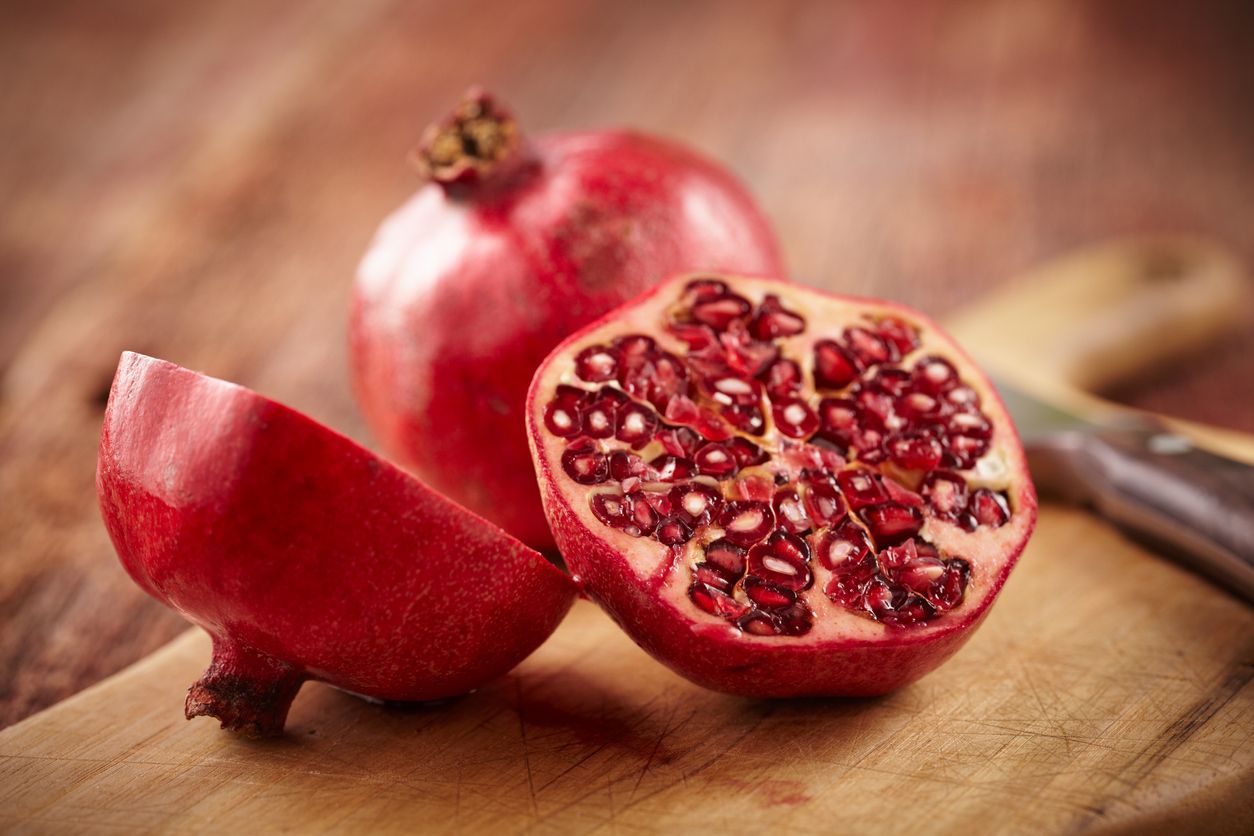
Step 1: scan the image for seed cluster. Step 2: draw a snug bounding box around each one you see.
[544,280,1012,634]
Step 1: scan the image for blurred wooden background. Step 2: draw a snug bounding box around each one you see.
[1,0,1252,729]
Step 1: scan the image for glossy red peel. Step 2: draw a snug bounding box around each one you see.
[351,88,784,552]
[97,352,577,737]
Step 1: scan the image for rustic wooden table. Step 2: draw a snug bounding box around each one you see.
[1,0,1252,735]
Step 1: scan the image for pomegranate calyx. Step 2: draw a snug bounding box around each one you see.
[411,87,534,191]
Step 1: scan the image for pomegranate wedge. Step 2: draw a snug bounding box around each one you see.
[98,353,575,737]
[528,276,1036,697]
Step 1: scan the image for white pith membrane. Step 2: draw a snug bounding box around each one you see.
[532,277,1031,642]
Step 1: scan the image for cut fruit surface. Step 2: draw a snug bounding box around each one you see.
[527,276,1036,697]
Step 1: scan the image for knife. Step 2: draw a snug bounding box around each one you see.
[994,374,1254,603]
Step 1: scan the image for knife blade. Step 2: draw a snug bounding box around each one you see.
[991,374,1254,603]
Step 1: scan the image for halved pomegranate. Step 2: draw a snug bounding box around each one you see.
[527,276,1036,697]
[97,353,576,737]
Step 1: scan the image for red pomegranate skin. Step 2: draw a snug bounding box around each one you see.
[351,91,785,553]
[97,352,576,736]
[526,276,1038,698]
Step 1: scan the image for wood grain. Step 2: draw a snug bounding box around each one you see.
[2,0,1253,735]
[1,508,1252,834]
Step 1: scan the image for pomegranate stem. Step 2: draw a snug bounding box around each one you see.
[185,635,305,738]
[411,87,535,192]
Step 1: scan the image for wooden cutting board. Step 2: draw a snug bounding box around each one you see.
[2,240,1252,834]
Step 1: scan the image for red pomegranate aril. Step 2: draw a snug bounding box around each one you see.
[694,562,736,593]
[581,398,617,439]
[814,519,873,570]
[693,407,737,442]
[614,334,657,356]
[668,322,718,350]
[772,487,812,534]
[772,396,820,439]
[718,501,775,546]
[896,554,948,595]
[727,436,769,467]
[656,517,694,546]
[695,442,738,477]
[930,559,970,609]
[913,356,959,394]
[885,430,944,471]
[743,576,797,609]
[876,316,920,356]
[732,475,775,502]
[692,294,752,331]
[921,470,969,518]
[670,482,723,526]
[544,400,583,438]
[608,451,647,483]
[562,443,609,485]
[575,345,619,382]
[945,385,980,408]
[803,480,847,527]
[749,294,806,340]
[825,573,869,609]
[867,367,913,398]
[649,454,696,482]
[649,353,691,410]
[898,392,942,421]
[590,492,628,527]
[969,488,1010,528]
[836,469,889,509]
[615,402,659,448]
[657,426,701,458]
[813,341,859,390]
[946,409,992,439]
[943,434,991,469]
[690,583,749,619]
[760,358,803,399]
[860,501,924,545]
[682,278,730,303]
[721,332,779,378]
[705,375,762,407]
[721,403,766,435]
[843,326,897,367]
[627,491,661,535]
[773,602,814,636]
[704,538,748,575]
[746,531,812,591]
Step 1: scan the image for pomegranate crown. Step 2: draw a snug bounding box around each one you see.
[411,87,530,190]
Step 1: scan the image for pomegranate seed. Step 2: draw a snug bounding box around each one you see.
[859,501,924,545]
[648,352,691,410]
[615,402,659,448]
[664,395,701,426]
[771,396,819,439]
[814,519,873,570]
[875,316,920,355]
[682,278,730,304]
[921,470,969,518]
[895,554,948,596]
[772,602,814,636]
[717,500,775,545]
[803,479,847,527]
[738,610,783,636]
[772,487,812,534]
[943,434,990,469]
[743,576,796,608]
[945,409,992,439]
[575,345,619,382]
[825,572,870,609]
[704,538,748,575]
[726,437,769,467]
[705,375,763,407]
[694,442,738,477]
[929,558,970,610]
[668,321,718,350]
[581,398,618,439]
[656,426,701,458]
[945,385,980,408]
[748,294,806,340]
[626,491,661,535]
[843,326,897,367]
[692,294,752,331]
[759,358,803,400]
[813,340,859,390]
[897,391,942,421]
[544,400,583,438]
[562,442,609,485]
[855,388,896,427]
[746,531,812,590]
[867,367,912,398]
[731,475,775,502]
[693,407,736,442]
[885,429,944,471]
[721,403,766,435]
[836,469,889,509]
[612,334,657,356]
[721,333,779,378]
[913,356,959,394]
[690,583,749,619]
[590,493,628,527]
[669,482,723,526]
[969,488,1010,528]
[649,454,696,482]
[694,561,736,593]
[655,517,694,546]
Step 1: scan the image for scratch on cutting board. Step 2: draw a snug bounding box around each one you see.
[515,677,539,819]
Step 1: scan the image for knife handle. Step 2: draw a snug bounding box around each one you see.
[1038,429,1254,603]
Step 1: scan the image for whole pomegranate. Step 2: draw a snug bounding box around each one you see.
[351,89,784,552]
[97,352,576,737]
[527,275,1037,697]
